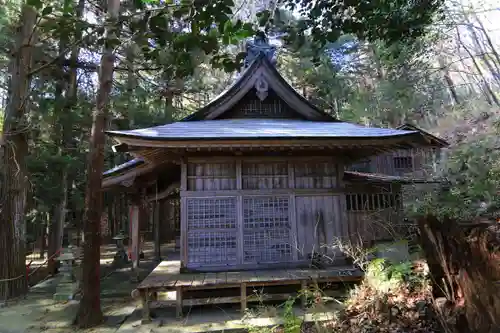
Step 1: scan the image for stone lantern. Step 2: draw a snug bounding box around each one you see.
[112,231,129,268]
[53,247,77,301]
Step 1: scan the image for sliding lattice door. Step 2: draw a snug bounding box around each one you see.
[242,196,293,264]
[186,197,238,268]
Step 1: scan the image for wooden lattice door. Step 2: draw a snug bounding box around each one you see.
[186,197,238,268]
[242,196,294,265]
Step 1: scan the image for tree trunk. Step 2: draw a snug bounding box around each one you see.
[465,22,500,87]
[75,0,120,327]
[456,27,500,106]
[55,0,84,249]
[39,217,46,259]
[471,14,500,82]
[47,69,66,275]
[417,215,500,333]
[0,4,37,301]
[438,57,460,105]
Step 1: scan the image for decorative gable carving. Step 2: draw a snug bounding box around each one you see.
[218,90,305,120]
[254,74,269,101]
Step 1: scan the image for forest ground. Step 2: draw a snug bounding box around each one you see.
[0,243,160,333]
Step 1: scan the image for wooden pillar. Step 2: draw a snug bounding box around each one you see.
[129,204,140,270]
[240,282,247,313]
[180,158,187,269]
[153,200,161,262]
[141,289,151,323]
[176,286,183,318]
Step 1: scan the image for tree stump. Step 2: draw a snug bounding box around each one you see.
[418,215,500,333]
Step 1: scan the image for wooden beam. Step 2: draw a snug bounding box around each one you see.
[180,188,345,197]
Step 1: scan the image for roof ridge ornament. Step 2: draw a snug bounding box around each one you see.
[242,32,276,101]
[243,31,277,69]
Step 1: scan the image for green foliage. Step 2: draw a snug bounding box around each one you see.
[282,298,302,333]
[414,127,500,221]
[245,297,302,333]
[280,0,446,58]
[365,259,422,293]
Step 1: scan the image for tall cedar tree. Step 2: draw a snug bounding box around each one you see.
[0,4,38,301]
[47,0,86,275]
[75,0,120,327]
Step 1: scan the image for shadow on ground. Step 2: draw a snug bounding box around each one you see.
[0,242,176,333]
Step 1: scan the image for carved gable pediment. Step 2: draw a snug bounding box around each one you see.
[218,89,306,120]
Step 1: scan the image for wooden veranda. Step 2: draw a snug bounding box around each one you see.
[136,260,363,321]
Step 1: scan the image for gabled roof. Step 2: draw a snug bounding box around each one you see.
[106,119,421,141]
[176,54,334,122]
[396,124,449,147]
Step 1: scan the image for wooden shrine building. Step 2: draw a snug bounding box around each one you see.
[102,34,440,319]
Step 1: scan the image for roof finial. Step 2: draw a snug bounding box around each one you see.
[243,31,277,69]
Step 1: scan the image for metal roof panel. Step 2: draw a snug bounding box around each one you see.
[106,119,418,140]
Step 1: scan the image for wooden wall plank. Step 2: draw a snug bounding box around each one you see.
[295,195,344,261]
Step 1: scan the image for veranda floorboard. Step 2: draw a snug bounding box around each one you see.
[138,260,179,289]
[138,260,363,292]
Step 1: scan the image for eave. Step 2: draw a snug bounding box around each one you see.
[344,171,444,184]
[102,162,156,189]
[396,124,449,148]
[107,135,428,151]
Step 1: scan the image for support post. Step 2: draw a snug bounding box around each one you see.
[153,200,161,262]
[176,286,183,318]
[240,282,247,313]
[141,289,151,324]
[180,158,187,269]
[129,204,140,271]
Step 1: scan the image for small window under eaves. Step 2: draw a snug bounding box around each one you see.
[393,156,413,171]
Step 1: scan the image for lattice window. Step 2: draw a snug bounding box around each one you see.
[187,162,236,191]
[294,161,337,189]
[186,197,237,266]
[393,156,413,171]
[346,193,400,211]
[187,231,237,265]
[242,162,289,189]
[242,196,293,263]
[187,197,236,229]
[220,90,303,119]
